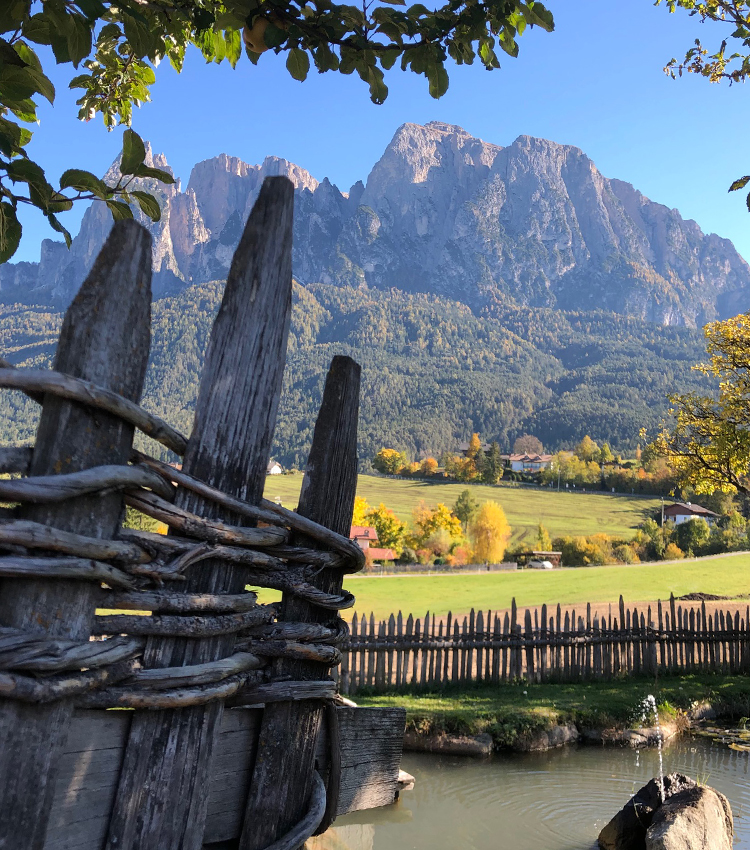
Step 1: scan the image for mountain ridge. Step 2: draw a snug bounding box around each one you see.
[2,121,748,326]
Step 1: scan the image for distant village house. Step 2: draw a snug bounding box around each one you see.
[501,453,554,473]
[350,525,396,562]
[266,461,283,475]
[664,502,720,526]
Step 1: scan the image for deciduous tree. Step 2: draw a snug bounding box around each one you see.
[656,313,750,495]
[469,500,510,563]
[352,495,371,526]
[513,434,543,454]
[410,500,462,548]
[372,447,408,475]
[365,502,406,555]
[575,435,600,463]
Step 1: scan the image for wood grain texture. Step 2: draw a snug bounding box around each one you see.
[42,706,404,850]
[105,176,294,850]
[0,220,152,850]
[240,355,360,850]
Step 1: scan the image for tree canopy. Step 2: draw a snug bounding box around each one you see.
[658,1,750,209]
[0,0,553,262]
[656,312,750,496]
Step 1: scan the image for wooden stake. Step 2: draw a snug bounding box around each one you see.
[0,221,152,850]
[240,355,360,850]
[105,176,294,850]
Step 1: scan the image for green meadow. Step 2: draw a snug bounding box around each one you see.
[264,472,661,546]
[334,553,750,620]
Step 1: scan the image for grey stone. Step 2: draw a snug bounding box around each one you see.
[646,786,733,850]
[598,774,696,850]
[402,730,493,757]
[514,723,579,752]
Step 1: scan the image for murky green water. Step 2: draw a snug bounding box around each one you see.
[323,737,750,850]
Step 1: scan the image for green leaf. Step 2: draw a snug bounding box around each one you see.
[131,190,161,222]
[76,0,106,21]
[8,98,37,123]
[66,14,92,66]
[121,128,147,175]
[45,212,72,247]
[26,67,55,104]
[6,157,47,187]
[59,168,108,198]
[224,29,242,68]
[746,192,750,214]
[0,201,22,263]
[729,176,750,193]
[47,191,74,213]
[21,14,52,45]
[380,0,406,5]
[105,199,134,221]
[428,64,449,98]
[286,47,310,81]
[0,66,40,101]
[522,2,554,32]
[264,23,288,49]
[132,163,175,184]
[13,41,42,71]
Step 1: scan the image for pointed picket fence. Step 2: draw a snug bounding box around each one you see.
[340,594,750,693]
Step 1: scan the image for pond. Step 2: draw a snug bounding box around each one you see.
[314,736,750,850]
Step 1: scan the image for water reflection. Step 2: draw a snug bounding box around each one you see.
[311,737,750,850]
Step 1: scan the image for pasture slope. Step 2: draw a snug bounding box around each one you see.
[263,472,661,546]
[340,552,750,620]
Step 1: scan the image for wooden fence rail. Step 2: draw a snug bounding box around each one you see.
[339,595,750,693]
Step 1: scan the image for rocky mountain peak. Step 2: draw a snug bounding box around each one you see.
[2,122,749,326]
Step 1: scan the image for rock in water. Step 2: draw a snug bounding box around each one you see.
[645,786,733,850]
[598,774,696,850]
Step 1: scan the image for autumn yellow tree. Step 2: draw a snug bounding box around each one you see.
[420,457,439,476]
[470,501,511,563]
[365,503,406,555]
[575,435,600,463]
[466,433,482,459]
[656,312,750,495]
[409,501,463,550]
[372,448,407,475]
[352,496,370,526]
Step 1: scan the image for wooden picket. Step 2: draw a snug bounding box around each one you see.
[341,594,750,694]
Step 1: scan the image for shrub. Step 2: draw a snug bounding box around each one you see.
[663,542,685,560]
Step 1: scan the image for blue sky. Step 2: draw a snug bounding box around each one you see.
[13,0,750,263]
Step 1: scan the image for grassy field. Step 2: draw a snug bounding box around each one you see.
[264,473,660,546]
[254,551,750,620]
[355,675,750,747]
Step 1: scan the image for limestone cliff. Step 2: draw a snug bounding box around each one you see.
[3,121,748,325]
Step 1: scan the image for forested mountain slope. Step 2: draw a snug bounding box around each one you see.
[0,282,709,467]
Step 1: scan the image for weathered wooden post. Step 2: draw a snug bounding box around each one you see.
[0,221,153,850]
[241,354,360,850]
[104,176,294,850]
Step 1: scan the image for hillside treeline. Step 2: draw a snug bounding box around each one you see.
[0,281,710,468]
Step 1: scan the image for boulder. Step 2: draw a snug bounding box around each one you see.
[514,723,580,752]
[646,786,733,850]
[402,731,493,757]
[598,774,696,850]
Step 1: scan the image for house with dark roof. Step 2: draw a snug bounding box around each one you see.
[663,502,720,527]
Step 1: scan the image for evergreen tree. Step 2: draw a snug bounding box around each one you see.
[453,489,479,532]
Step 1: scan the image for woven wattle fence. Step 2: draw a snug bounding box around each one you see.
[0,177,384,850]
